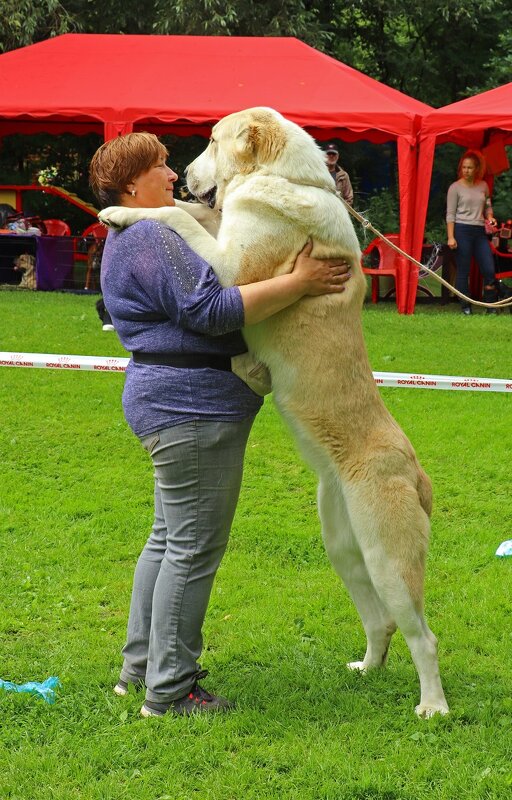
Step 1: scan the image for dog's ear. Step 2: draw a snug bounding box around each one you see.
[233,125,254,158]
[234,111,286,165]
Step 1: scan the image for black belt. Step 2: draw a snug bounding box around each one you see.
[132,352,232,371]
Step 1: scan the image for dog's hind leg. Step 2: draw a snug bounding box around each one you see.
[318,475,397,671]
[343,478,449,718]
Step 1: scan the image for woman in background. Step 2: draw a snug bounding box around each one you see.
[446,149,497,314]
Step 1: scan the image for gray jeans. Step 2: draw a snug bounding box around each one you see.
[120,418,254,703]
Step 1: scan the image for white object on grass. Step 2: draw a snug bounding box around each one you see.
[495,540,512,557]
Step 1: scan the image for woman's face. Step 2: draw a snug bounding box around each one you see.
[461,158,477,183]
[129,157,178,207]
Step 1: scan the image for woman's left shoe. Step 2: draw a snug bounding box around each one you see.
[483,287,498,314]
[140,671,234,717]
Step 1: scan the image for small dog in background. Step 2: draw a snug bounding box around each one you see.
[13,253,36,289]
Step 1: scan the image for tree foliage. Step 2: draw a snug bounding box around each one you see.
[327,0,505,106]
[151,0,330,50]
[64,0,157,35]
[0,0,76,54]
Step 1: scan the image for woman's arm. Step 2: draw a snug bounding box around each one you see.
[484,189,497,225]
[151,225,350,334]
[240,241,351,325]
[446,184,458,249]
[447,221,456,249]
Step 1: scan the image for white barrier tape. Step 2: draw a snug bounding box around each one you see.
[0,352,129,372]
[0,352,511,392]
[372,371,512,393]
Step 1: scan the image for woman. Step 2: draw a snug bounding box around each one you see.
[446,149,497,315]
[89,132,351,718]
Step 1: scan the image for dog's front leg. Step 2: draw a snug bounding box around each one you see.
[174,200,221,238]
[98,205,233,284]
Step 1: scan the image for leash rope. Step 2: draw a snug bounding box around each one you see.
[339,197,512,309]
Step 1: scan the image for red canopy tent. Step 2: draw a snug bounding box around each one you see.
[407,82,512,313]
[0,34,431,311]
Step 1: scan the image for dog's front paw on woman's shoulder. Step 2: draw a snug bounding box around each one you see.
[98,207,127,229]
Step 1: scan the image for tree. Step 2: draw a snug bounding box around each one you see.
[64,0,157,35]
[326,0,507,106]
[151,0,330,50]
[0,0,76,54]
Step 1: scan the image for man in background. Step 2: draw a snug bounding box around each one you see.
[325,144,354,206]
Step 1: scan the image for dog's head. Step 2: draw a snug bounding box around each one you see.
[13,253,35,273]
[186,107,332,209]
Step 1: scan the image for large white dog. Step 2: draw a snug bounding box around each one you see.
[100,107,449,718]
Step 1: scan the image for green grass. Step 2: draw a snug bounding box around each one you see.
[0,290,511,800]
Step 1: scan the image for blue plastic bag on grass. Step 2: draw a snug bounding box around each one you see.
[0,676,61,704]
[496,540,512,557]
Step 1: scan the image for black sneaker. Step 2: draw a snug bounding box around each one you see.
[140,670,234,717]
[461,304,472,315]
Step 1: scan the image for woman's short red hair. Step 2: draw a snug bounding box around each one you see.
[89,132,168,208]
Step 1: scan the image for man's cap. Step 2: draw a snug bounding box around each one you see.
[325,144,339,154]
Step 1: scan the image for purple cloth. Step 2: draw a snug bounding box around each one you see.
[36,236,74,290]
[101,220,262,437]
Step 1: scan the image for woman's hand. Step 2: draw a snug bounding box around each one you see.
[447,236,457,250]
[292,240,352,296]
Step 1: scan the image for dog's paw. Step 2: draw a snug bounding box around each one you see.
[346,660,369,674]
[98,207,129,230]
[414,702,449,719]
